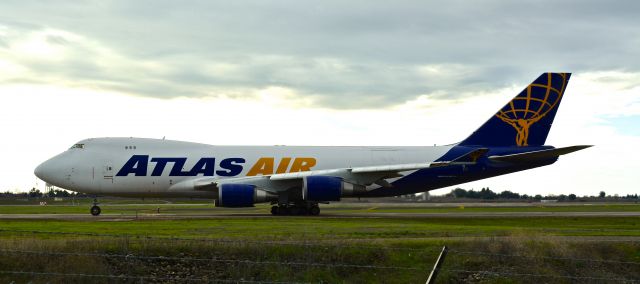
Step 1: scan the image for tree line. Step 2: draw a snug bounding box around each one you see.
[0,188,88,199]
[444,187,639,201]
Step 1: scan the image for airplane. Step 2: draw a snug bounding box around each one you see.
[34,72,591,216]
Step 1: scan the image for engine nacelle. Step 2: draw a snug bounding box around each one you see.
[302,176,366,202]
[216,184,277,207]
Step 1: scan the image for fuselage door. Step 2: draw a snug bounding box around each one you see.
[103,161,114,184]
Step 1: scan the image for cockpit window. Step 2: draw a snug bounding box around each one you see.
[70,143,85,149]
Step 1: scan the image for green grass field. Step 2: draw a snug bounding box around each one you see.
[1,216,640,239]
[0,202,639,283]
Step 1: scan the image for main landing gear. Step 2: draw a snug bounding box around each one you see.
[90,198,101,216]
[271,203,320,216]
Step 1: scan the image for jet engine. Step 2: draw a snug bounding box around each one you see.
[302,176,366,202]
[215,184,277,207]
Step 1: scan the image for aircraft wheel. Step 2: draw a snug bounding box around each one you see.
[289,206,300,215]
[90,205,101,216]
[277,206,288,215]
[309,205,320,216]
[270,206,279,215]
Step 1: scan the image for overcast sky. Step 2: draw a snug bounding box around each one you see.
[1,1,638,196]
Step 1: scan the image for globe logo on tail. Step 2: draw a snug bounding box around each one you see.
[495,73,568,146]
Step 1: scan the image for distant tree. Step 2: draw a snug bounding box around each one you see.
[499,190,520,199]
[558,194,567,201]
[452,188,468,198]
[446,187,541,200]
[53,189,70,197]
[479,188,497,199]
[568,194,577,201]
[599,191,606,198]
[28,188,42,198]
[1,191,27,198]
[466,189,479,199]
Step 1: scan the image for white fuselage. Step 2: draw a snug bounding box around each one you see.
[35,137,453,198]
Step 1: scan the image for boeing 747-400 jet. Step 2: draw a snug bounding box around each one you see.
[35,73,590,216]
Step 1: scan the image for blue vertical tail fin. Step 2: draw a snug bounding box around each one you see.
[459,72,571,147]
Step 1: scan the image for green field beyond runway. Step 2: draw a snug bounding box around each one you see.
[0,201,639,215]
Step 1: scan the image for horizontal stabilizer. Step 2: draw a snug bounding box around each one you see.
[488,145,592,163]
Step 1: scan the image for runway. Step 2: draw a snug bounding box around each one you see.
[1,211,640,220]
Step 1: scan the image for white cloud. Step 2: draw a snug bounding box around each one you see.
[0,2,638,196]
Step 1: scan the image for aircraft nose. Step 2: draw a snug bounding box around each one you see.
[34,159,55,183]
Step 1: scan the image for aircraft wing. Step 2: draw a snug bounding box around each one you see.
[182,164,427,194]
[178,148,490,193]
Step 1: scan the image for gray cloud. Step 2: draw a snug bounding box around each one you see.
[1,0,639,108]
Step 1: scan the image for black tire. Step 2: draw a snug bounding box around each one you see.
[309,205,320,216]
[277,206,288,215]
[289,206,300,215]
[90,205,101,216]
[271,206,278,215]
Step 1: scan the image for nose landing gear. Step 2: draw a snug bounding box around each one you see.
[90,198,101,216]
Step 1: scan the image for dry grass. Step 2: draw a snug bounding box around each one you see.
[0,234,638,283]
[440,237,640,283]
